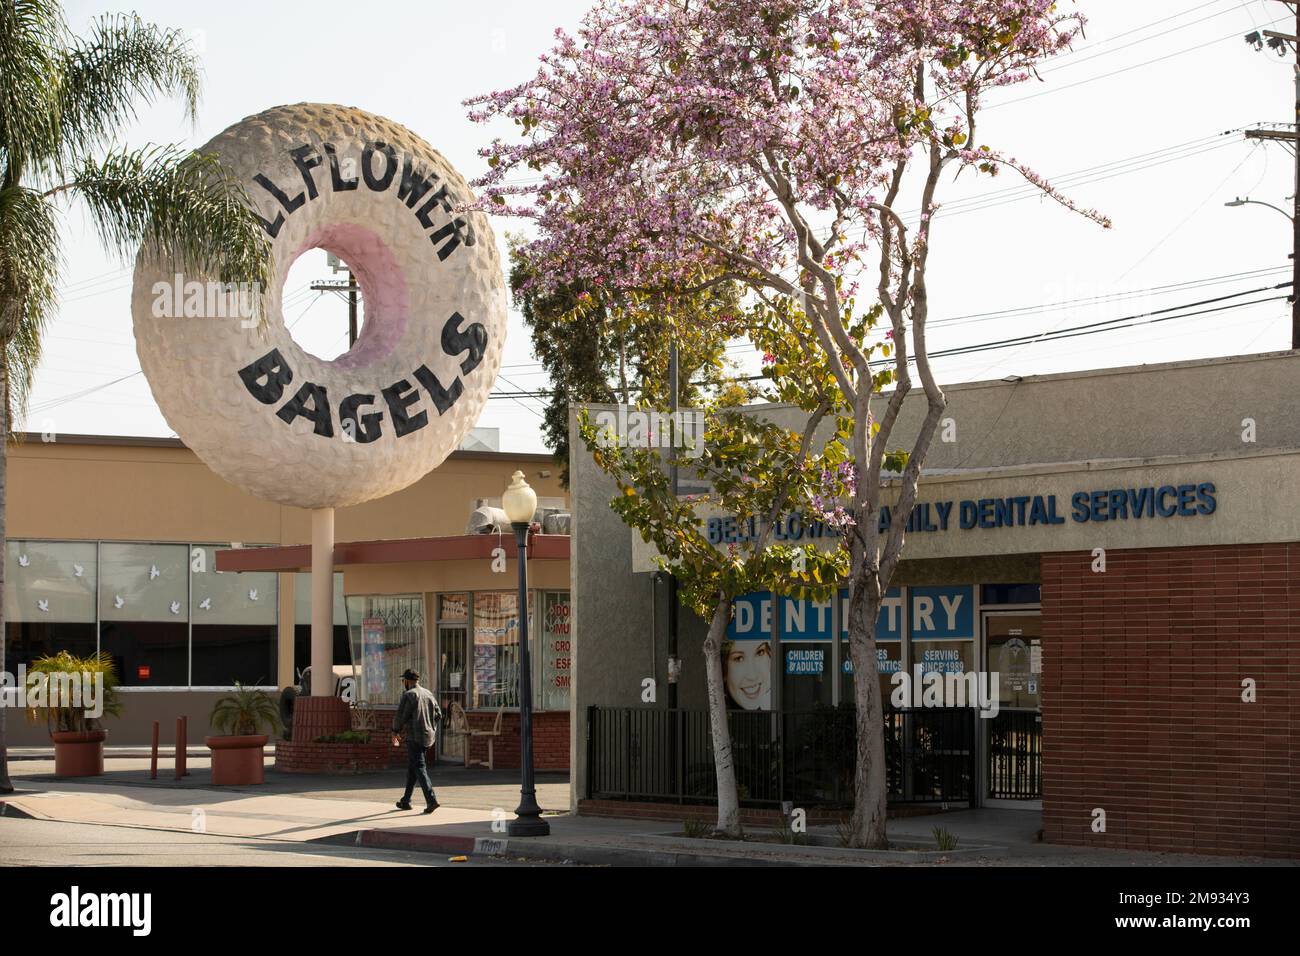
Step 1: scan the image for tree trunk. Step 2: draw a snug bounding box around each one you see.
[617,331,629,405]
[846,539,887,848]
[0,355,13,792]
[702,596,740,836]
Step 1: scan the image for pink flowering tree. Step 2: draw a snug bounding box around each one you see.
[468,0,1107,847]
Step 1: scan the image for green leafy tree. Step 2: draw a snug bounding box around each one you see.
[576,310,846,836]
[511,242,749,485]
[0,2,273,792]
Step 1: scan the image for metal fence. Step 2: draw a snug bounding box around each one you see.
[586,705,976,808]
[988,708,1043,799]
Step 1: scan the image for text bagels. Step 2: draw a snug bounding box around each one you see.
[238,311,487,442]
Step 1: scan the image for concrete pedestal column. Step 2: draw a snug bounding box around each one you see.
[311,508,334,697]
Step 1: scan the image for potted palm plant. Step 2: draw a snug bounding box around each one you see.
[207,683,282,785]
[24,651,122,777]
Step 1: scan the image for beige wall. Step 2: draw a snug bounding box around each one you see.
[8,437,566,544]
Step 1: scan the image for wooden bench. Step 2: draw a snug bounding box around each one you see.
[448,703,504,770]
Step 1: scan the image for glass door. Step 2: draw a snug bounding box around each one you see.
[983,612,1043,799]
[437,625,469,763]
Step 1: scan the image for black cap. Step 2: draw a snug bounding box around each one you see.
[402,669,420,682]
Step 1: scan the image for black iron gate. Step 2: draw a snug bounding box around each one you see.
[987,708,1042,799]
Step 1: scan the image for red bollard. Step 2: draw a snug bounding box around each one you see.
[150,721,159,780]
[175,717,186,780]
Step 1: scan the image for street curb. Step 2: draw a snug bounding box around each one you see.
[634,831,996,861]
[0,800,38,820]
[348,829,809,866]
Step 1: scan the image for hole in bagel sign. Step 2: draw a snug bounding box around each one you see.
[252,140,475,261]
[237,311,487,442]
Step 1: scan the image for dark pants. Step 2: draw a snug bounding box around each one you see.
[401,740,436,806]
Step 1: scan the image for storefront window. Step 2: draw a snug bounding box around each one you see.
[981,583,1040,605]
[346,595,424,706]
[4,540,98,672]
[780,595,832,710]
[840,586,902,707]
[726,591,773,710]
[99,543,189,686]
[190,546,277,686]
[438,593,468,623]
[908,585,977,705]
[293,572,349,678]
[471,591,533,709]
[540,591,571,711]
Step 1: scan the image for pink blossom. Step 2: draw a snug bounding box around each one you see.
[464,1,1096,302]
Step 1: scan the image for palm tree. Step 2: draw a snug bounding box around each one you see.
[0,1,273,791]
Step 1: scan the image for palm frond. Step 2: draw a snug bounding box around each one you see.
[211,682,281,736]
[55,13,201,168]
[0,0,67,179]
[51,144,272,291]
[0,182,59,428]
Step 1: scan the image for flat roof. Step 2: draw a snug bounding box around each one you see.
[12,432,556,463]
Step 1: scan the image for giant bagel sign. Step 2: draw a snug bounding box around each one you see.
[131,103,506,509]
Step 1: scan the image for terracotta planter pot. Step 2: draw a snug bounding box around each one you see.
[206,734,269,785]
[51,730,106,777]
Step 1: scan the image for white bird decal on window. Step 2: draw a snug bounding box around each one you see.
[248,589,259,602]
[17,554,29,567]
[37,599,49,612]
[169,600,181,615]
[199,598,212,611]
[73,564,84,577]
[149,565,161,580]
[113,595,125,609]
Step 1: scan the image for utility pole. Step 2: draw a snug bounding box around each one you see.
[667,339,679,710]
[1244,3,1300,347]
[345,270,356,348]
[311,253,359,347]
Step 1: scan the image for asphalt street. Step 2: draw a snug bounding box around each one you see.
[0,816,544,867]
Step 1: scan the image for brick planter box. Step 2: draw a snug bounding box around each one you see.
[275,739,393,774]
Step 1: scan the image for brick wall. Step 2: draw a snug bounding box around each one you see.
[275,740,393,774]
[453,710,569,771]
[1041,543,1300,858]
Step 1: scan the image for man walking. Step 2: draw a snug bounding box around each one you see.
[392,669,441,813]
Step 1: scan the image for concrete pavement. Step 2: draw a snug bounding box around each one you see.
[2,755,1294,867]
[0,816,528,867]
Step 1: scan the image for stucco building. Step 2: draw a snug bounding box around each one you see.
[569,350,1300,858]
[4,435,572,770]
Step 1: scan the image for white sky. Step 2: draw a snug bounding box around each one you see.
[21,0,1299,452]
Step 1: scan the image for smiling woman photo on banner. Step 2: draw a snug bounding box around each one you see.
[723,639,771,711]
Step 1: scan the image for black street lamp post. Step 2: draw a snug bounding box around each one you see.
[503,470,549,837]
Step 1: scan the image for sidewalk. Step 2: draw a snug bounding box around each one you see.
[2,757,1292,867]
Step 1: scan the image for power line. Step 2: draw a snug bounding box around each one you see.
[1048,0,1233,61]
[988,16,1289,110]
[1040,1,1253,74]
